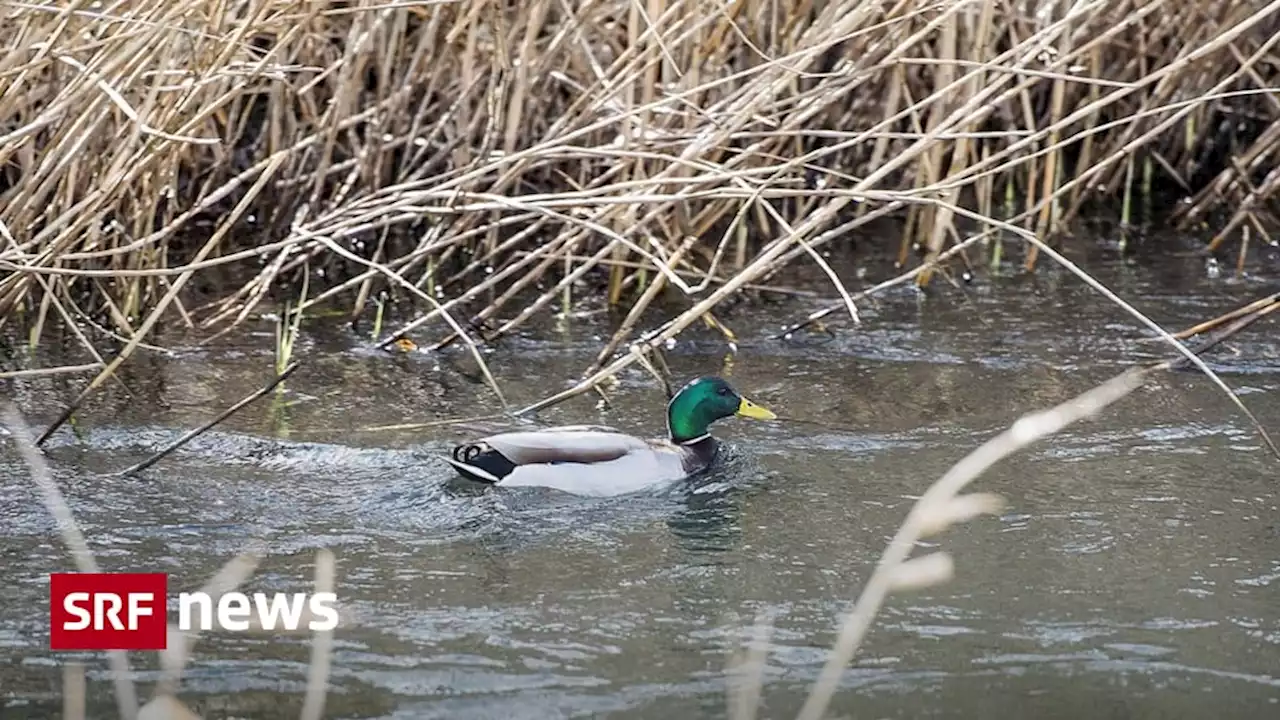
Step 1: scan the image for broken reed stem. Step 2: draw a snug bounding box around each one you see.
[1015,231,1280,459]
[0,363,104,380]
[766,166,1280,459]
[1162,291,1280,341]
[1160,297,1280,371]
[114,361,302,477]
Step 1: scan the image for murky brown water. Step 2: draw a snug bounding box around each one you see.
[2,246,1279,718]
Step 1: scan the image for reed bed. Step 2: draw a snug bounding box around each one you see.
[2,0,1280,425]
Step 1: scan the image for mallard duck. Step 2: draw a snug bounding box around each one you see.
[442,376,777,496]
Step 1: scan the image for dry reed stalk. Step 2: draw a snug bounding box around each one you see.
[0,362,102,379]
[114,361,302,477]
[373,228,575,348]
[0,0,1277,416]
[3,405,140,719]
[300,549,336,720]
[1161,291,1280,341]
[1205,153,1280,252]
[771,367,1147,720]
[310,232,510,407]
[5,405,338,719]
[734,280,1279,717]
[775,230,991,339]
[585,235,698,377]
[62,662,86,720]
[1161,299,1280,371]
[768,185,1280,465]
[726,611,774,720]
[31,151,290,445]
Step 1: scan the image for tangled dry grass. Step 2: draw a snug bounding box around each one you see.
[2,0,1280,423]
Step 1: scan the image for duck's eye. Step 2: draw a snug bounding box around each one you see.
[717,387,730,396]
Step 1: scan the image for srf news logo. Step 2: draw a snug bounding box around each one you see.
[50,573,339,651]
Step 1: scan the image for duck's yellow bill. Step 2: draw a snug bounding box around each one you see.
[736,397,777,420]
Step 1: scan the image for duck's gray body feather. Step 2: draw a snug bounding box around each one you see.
[443,426,711,497]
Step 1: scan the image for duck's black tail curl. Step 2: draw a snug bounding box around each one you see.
[444,442,517,484]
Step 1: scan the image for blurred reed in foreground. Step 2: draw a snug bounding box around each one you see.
[4,404,335,720]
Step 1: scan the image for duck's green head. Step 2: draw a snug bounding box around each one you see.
[666,376,776,444]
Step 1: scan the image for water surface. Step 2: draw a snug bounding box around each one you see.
[2,249,1278,718]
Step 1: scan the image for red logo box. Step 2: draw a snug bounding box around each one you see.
[49,573,168,651]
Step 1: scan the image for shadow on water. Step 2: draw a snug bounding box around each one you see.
[2,250,1279,718]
